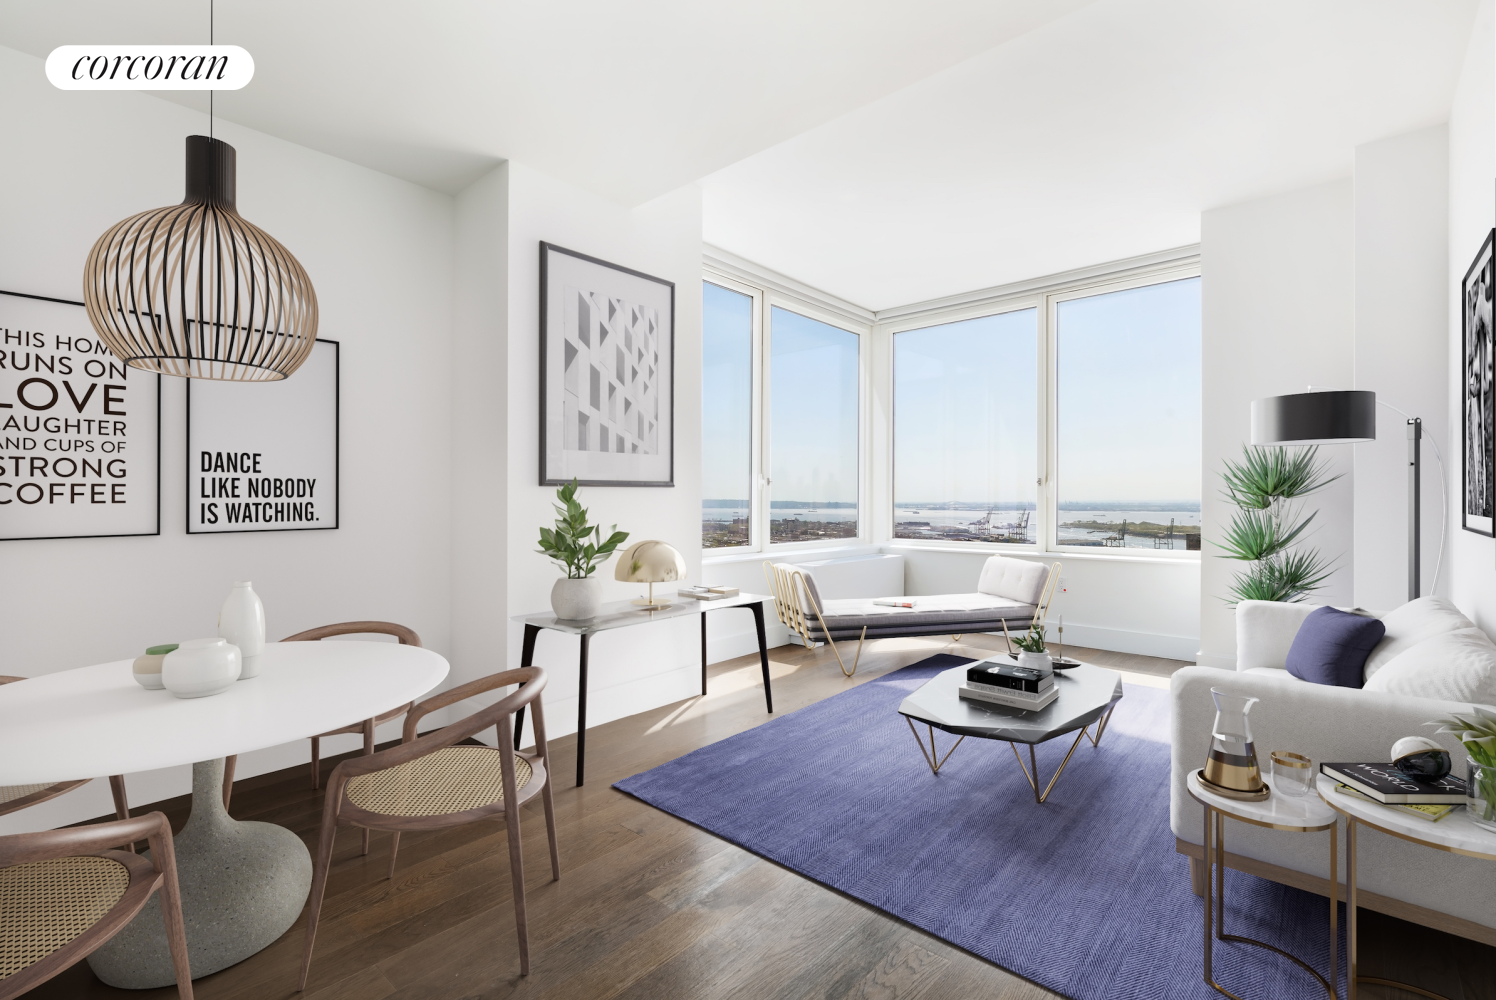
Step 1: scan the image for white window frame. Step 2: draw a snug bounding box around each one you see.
[878,253,1201,559]
[701,265,873,555]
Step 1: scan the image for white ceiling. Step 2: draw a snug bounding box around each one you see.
[0,0,1092,201]
[703,0,1483,309]
[0,1,1481,310]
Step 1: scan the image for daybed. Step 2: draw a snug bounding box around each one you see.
[764,555,1060,676]
[1170,597,1496,944]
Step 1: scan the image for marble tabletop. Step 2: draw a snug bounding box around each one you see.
[1316,772,1496,860]
[511,592,769,634]
[898,660,1122,744]
[1188,770,1337,831]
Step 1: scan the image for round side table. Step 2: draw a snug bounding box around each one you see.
[1187,771,1338,999]
[1316,772,1496,1000]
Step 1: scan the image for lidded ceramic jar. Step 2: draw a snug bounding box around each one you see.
[162,638,242,699]
[132,644,180,690]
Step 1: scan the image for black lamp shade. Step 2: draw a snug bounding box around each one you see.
[1250,390,1376,445]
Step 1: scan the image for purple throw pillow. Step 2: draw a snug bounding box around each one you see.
[1284,606,1385,687]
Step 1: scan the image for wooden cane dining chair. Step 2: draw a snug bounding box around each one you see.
[219,622,421,849]
[299,666,558,989]
[0,811,193,1000]
[0,677,133,849]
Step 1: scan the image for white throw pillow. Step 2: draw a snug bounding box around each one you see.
[1363,596,1475,683]
[1363,627,1496,705]
[977,556,1048,605]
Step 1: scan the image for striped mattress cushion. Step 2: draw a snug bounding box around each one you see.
[804,594,1037,639]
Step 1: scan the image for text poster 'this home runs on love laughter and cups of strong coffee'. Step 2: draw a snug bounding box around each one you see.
[0,290,160,540]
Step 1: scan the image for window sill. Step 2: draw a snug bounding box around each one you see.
[703,542,882,567]
[878,543,1199,567]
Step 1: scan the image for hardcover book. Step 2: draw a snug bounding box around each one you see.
[966,662,1052,694]
[1334,783,1456,822]
[958,683,1059,712]
[1320,763,1467,804]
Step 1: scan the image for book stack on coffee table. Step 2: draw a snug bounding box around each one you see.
[959,661,1058,712]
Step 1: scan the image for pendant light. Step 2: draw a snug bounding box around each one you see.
[83,134,317,381]
[82,0,316,381]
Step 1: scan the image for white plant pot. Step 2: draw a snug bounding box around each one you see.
[162,638,242,699]
[551,576,601,620]
[1017,650,1053,677]
[218,581,266,679]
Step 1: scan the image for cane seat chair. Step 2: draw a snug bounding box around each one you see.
[0,811,193,999]
[299,666,558,989]
[0,678,133,847]
[218,622,421,850]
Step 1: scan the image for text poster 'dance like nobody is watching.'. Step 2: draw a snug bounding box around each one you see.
[0,291,160,540]
[187,339,338,534]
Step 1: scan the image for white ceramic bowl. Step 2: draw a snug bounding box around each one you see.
[162,638,242,699]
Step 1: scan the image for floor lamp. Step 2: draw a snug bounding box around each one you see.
[1250,389,1424,602]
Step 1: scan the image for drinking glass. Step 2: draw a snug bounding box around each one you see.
[1270,751,1313,797]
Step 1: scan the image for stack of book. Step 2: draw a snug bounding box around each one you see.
[677,585,740,601]
[1320,762,1467,823]
[959,661,1058,711]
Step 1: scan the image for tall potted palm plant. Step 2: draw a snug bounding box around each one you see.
[1216,445,1338,604]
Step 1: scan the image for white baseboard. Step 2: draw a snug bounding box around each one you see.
[1049,623,1199,662]
[706,621,791,665]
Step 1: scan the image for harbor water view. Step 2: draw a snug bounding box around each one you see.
[701,501,1201,549]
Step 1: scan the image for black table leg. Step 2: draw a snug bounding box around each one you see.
[751,601,773,714]
[701,612,709,697]
[576,633,590,786]
[514,624,540,750]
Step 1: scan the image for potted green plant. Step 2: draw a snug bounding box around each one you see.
[1011,624,1052,676]
[537,479,629,620]
[1216,445,1338,604]
[1432,708,1496,832]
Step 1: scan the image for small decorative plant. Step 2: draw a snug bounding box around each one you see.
[1216,445,1339,604]
[1012,625,1047,654]
[537,479,629,579]
[1431,708,1496,826]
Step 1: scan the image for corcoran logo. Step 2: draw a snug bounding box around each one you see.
[45,45,253,91]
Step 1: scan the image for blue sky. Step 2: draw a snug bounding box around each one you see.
[703,277,1201,506]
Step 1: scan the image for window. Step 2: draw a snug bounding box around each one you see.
[893,309,1038,544]
[769,306,859,543]
[1054,276,1201,551]
[701,281,754,548]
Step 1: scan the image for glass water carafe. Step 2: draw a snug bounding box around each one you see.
[1203,688,1265,794]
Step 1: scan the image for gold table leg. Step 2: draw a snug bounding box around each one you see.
[1345,815,1452,1000]
[905,717,964,775]
[1201,804,1335,999]
[1007,727,1089,804]
[1084,705,1116,747]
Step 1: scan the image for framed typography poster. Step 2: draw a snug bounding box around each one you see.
[540,242,674,486]
[186,338,338,534]
[0,289,160,540]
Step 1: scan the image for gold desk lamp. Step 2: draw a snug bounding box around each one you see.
[616,540,686,609]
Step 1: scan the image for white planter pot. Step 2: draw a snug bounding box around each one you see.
[162,638,242,699]
[551,576,601,620]
[1017,650,1053,677]
[218,581,266,679]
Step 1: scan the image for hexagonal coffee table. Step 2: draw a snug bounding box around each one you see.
[897,658,1123,803]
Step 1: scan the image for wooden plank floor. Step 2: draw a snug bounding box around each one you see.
[20,634,1493,1000]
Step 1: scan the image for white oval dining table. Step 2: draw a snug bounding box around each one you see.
[0,640,448,988]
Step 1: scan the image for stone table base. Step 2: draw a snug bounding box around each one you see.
[88,758,312,989]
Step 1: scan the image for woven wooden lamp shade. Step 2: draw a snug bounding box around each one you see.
[83,135,317,381]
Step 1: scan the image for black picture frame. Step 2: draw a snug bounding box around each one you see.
[1462,229,1494,536]
[0,288,161,541]
[184,338,340,535]
[539,241,675,487]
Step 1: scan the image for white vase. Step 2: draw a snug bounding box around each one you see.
[1017,650,1053,677]
[218,581,266,679]
[162,638,242,699]
[551,576,601,619]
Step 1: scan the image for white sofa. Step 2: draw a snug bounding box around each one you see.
[1170,597,1496,944]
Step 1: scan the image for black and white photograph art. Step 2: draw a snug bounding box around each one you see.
[540,242,674,486]
[1464,229,1494,536]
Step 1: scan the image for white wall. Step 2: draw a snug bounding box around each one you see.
[1199,180,1358,667]
[0,45,455,834]
[502,163,705,747]
[1354,126,1450,610]
[1448,0,1496,632]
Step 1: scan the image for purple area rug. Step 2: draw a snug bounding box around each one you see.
[615,654,1346,999]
